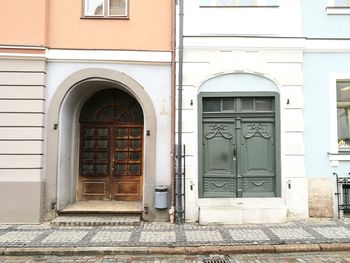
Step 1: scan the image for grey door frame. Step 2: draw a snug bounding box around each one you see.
[198,92,281,198]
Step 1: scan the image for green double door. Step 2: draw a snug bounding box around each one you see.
[201,97,276,198]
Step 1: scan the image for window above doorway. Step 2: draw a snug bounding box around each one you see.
[337,81,350,150]
[333,0,350,6]
[327,0,350,14]
[202,97,274,113]
[199,0,279,7]
[83,0,128,18]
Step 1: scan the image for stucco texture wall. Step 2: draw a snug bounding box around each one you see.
[47,0,172,50]
[302,0,350,38]
[0,0,47,46]
[303,53,350,179]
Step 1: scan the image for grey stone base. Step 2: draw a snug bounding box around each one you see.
[50,215,141,226]
[0,181,44,223]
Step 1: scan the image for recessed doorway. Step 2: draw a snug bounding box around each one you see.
[78,89,144,202]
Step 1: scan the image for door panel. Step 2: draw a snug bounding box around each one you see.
[240,122,275,197]
[203,123,236,197]
[78,126,111,200]
[111,126,143,201]
[78,125,143,201]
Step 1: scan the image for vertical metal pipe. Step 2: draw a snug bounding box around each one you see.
[334,173,340,219]
[176,0,184,224]
[183,145,186,220]
[169,0,177,224]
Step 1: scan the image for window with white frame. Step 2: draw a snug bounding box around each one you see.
[84,0,128,17]
[199,0,279,7]
[333,0,350,6]
[337,81,350,148]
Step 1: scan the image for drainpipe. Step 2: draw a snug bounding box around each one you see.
[169,0,176,224]
[176,0,184,224]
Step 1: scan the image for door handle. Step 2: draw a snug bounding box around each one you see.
[233,146,236,161]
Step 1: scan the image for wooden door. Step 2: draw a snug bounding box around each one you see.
[112,125,143,201]
[78,89,144,201]
[79,125,111,200]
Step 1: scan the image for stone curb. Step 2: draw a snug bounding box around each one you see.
[273,244,321,253]
[3,243,350,256]
[4,247,75,256]
[2,243,342,256]
[320,243,350,251]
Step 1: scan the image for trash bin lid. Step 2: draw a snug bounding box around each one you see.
[155,186,168,192]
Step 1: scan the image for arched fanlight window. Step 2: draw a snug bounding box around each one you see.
[80,89,143,123]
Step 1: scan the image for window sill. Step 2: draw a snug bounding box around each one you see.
[329,151,350,161]
[81,16,129,20]
[199,5,280,8]
[326,6,350,15]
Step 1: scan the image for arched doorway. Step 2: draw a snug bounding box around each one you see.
[78,89,144,201]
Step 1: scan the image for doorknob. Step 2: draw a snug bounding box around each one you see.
[233,146,236,161]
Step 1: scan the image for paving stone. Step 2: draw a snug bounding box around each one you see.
[142,223,175,231]
[41,231,89,243]
[101,226,135,230]
[270,228,315,240]
[50,215,140,226]
[313,227,350,239]
[16,224,52,230]
[0,231,43,244]
[139,231,176,243]
[91,231,132,243]
[185,230,223,242]
[229,229,270,241]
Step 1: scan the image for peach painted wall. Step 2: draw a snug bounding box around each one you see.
[0,0,47,46]
[48,0,173,51]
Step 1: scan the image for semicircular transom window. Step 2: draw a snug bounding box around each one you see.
[80,89,144,123]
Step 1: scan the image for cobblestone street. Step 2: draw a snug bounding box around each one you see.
[1,219,350,248]
[1,251,350,262]
[1,218,350,260]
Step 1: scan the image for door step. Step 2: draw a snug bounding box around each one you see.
[50,214,141,226]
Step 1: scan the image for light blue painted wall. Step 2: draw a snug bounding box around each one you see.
[302,0,350,38]
[303,53,350,179]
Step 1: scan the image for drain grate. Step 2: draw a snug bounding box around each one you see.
[203,258,230,263]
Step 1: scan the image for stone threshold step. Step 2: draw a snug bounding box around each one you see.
[50,215,141,226]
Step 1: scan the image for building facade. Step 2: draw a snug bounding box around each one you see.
[2,0,350,224]
[302,0,350,218]
[178,0,350,224]
[0,0,174,223]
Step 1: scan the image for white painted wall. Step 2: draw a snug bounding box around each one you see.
[45,55,172,208]
[178,0,308,223]
[180,42,307,223]
[183,0,302,37]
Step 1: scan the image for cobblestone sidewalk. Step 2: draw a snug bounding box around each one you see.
[0,218,350,250]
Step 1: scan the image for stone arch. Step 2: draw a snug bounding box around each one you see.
[199,71,280,93]
[45,68,157,220]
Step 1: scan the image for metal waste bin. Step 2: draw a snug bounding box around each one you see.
[154,186,168,209]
